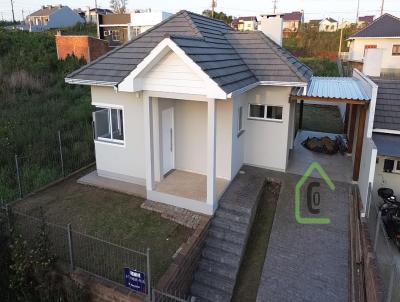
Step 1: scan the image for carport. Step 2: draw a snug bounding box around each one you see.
[290,76,371,182]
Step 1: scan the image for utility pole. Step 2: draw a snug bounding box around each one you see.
[211,0,217,18]
[380,0,385,15]
[10,0,15,23]
[338,27,343,57]
[21,9,24,21]
[272,0,278,14]
[355,0,360,23]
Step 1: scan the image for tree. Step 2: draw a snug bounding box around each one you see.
[110,0,127,14]
[202,9,233,25]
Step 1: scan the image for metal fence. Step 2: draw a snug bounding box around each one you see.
[0,125,94,203]
[0,207,152,300]
[367,195,400,302]
[151,289,189,302]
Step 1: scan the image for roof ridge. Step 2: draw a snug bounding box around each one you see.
[181,11,204,39]
[184,10,232,27]
[350,13,400,38]
[256,31,311,82]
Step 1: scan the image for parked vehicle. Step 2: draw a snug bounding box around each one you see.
[378,187,400,250]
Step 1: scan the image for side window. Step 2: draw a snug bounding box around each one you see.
[248,104,283,121]
[383,159,394,173]
[93,106,124,144]
[392,45,400,56]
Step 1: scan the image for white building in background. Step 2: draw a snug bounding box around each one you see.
[319,17,338,32]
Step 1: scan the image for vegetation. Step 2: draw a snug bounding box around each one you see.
[0,28,94,202]
[297,104,344,134]
[0,209,89,301]
[202,10,233,24]
[299,57,340,76]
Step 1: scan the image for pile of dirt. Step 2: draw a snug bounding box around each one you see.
[302,136,347,155]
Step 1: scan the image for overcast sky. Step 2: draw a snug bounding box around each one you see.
[1,0,399,22]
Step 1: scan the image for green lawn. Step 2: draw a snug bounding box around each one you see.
[12,168,193,283]
[232,181,280,302]
[298,104,344,134]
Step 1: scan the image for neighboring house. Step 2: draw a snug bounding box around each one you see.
[98,10,172,47]
[84,8,113,23]
[338,20,353,29]
[231,16,258,31]
[371,78,400,200]
[66,11,313,215]
[65,11,379,217]
[282,11,303,33]
[358,15,375,27]
[345,14,400,78]
[26,5,83,30]
[319,17,338,32]
[308,19,322,30]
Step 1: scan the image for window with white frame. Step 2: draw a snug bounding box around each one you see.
[93,106,124,144]
[383,159,400,174]
[392,45,400,56]
[111,30,121,41]
[248,104,283,121]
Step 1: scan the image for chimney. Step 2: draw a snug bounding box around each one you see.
[259,14,283,46]
[362,48,383,77]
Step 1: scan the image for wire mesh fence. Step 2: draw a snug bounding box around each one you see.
[0,124,94,203]
[0,207,152,300]
[367,196,400,302]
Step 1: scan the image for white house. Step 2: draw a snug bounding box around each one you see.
[319,17,338,32]
[26,5,83,30]
[346,14,400,78]
[66,11,377,215]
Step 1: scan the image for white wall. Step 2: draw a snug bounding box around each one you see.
[130,11,172,28]
[319,20,338,32]
[140,51,206,96]
[359,138,377,211]
[91,86,146,184]
[48,6,83,28]
[349,38,400,69]
[233,85,292,172]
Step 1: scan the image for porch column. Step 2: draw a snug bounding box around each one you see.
[298,100,304,130]
[143,94,155,190]
[353,105,367,181]
[343,103,350,134]
[207,98,216,209]
[347,104,357,153]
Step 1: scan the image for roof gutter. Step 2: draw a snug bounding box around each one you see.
[227,80,307,97]
[65,78,118,87]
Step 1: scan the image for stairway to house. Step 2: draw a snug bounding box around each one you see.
[190,167,266,302]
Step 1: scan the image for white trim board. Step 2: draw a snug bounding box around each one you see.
[373,129,400,135]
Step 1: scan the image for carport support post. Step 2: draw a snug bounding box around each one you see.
[352,105,367,181]
[298,100,304,130]
[207,98,216,211]
[347,104,357,153]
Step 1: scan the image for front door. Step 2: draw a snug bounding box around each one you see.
[161,107,174,175]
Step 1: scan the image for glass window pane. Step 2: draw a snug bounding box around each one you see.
[238,106,243,131]
[111,108,124,140]
[249,104,265,118]
[94,108,111,139]
[384,159,394,172]
[396,161,400,171]
[266,106,283,120]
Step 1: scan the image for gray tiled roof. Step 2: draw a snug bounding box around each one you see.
[66,10,311,93]
[350,13,400,38]
[373,78,400,131]
[372,133,400,158]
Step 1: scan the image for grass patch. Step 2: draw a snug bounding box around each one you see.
[232,181,280,302]
[12,168,193,283]
[298,104,344,134]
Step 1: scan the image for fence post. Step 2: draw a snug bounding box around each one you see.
[373,210,382,253]
[365,183,372,219]
[67,223,74,271]
[147,248,152,301]
[15,154,22,199]
[58,130,65,177]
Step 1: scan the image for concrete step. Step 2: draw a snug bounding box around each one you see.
[202,246,240,268]
[191,281,231,302]
[194,270,235,293]
[208,226,246,245]
[215,208,250,224]
[219,201,252,215]
[198,258,237,280]
[205,236,243,256]
[212,216,248,235]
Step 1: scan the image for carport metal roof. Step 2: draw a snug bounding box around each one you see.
[290,76,370,104]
